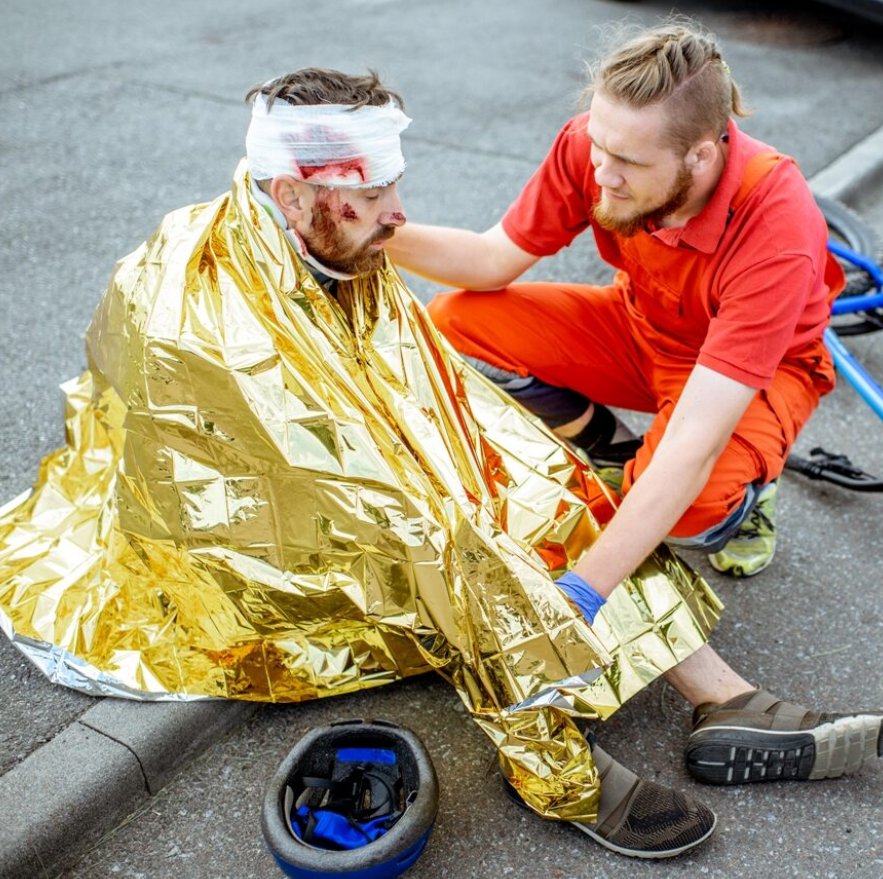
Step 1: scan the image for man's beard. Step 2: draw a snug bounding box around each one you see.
[593,166,693,238]
[303,202,395,276]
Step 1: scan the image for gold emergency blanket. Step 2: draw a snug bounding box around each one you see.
[0,161,722,821]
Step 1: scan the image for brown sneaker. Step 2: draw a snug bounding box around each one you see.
[686,689,883,785]
[503,745,717,859]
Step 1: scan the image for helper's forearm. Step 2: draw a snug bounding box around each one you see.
[573,442,717,597]
[572,365,757,599]
[386,222,534,290]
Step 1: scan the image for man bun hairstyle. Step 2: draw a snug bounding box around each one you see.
[587,20,750,154]
[245,68,404,112]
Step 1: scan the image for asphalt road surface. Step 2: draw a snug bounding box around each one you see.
[2,0,883,877]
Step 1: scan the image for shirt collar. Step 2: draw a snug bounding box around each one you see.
[308,268,339,295]
[649,119,744,253]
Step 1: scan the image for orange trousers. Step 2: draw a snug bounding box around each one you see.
[428,282,834,537]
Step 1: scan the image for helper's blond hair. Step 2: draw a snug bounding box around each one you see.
[587,21,750,154]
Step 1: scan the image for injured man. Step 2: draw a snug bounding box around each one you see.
[0,68,880,861]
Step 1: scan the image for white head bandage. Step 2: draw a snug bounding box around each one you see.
[246,92,412,189]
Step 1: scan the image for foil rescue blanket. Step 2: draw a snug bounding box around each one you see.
[0,161,722,821]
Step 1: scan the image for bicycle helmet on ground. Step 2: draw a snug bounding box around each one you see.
[262,719,439,879]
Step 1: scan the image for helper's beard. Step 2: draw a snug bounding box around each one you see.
[593,166,693,238]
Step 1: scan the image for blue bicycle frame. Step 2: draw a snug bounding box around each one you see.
[824,241,883,422]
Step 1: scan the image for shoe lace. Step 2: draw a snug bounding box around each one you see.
[737,505,773,540]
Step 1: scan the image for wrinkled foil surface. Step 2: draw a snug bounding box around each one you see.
[0,162,722,821]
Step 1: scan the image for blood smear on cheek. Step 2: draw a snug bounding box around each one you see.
[339,203,358,221]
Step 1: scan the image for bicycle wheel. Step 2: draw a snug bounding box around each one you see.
[817,195,879,258]
[815,195,883,335]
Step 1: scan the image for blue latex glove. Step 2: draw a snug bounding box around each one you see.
[555,571,606,624]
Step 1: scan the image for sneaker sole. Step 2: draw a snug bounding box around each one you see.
[686,715,883,784]
[568,812,717,859]
[707,548,776,578]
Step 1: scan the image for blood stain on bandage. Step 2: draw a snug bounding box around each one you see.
[300,159,368,185]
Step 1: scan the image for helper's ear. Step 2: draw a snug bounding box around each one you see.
[270,175,312,226]
[685,138,720,177]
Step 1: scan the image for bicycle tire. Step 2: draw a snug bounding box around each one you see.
[815,195,883,335]
[816,195,879,258]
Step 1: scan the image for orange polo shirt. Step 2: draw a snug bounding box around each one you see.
[501,114,835,390]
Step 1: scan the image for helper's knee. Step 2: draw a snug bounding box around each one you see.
[426,290,467,339]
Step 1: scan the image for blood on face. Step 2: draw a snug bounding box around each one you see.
[314,188,359,222]
[339,202,358,221]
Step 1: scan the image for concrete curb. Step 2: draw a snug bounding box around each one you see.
[809,120,883,204]
[0,699,259,879]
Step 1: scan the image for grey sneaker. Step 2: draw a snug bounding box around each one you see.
[504,745,717,859]
[686,689,883,785]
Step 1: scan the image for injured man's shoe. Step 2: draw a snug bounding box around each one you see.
[686,689,883,785]
[503,744,717,859]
